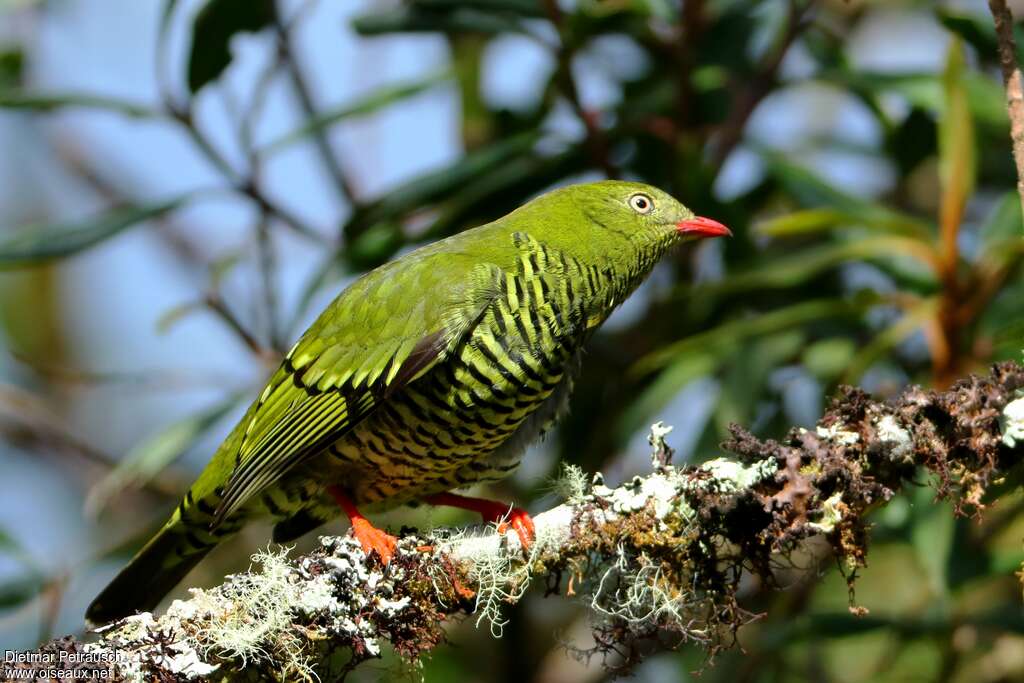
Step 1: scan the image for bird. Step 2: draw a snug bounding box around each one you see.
[85,180,730,624]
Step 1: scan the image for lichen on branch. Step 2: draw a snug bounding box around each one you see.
[18,362,1024,682]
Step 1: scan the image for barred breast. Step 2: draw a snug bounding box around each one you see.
[322,231,601,508]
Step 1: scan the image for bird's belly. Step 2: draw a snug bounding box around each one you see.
[325,337,574,506]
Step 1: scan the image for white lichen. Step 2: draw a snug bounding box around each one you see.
[550,462,589,505]
[875,414,914,462]
[808,492,844,533]
[696,457,777,494]
[1002,396,1024,448]
[817,423,860,445]
[593,470,690,521]
[590,544,698,631]
[648,421,675,470]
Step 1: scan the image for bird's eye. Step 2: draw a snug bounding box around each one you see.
[628,193,654,214]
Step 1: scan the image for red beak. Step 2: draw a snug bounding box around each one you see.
[676,216,732,238]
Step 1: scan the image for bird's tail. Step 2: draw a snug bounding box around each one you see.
[86,502,235,625]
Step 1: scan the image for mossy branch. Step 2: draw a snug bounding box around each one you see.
[14,362,1024,682]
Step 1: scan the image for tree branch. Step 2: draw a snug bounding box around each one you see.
[989,0,1024,220]
[14,362,1024,681]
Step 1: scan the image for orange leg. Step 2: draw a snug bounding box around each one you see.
[423,492,536,550]
[328,485,397,564]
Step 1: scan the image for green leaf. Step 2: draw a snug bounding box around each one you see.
[616,352,719,445]
[0,525,38,574]
[187,0,276,93]
[85,395,241,516]
[755,208,849,237]
[155,301,205,335]
[353,6,527,35]
[937,8,1024,66]
[713,330,806,434]
[980,191,1023,246]
[755,207,930,240]
[842,298,938,383]
[332,140,586,273]
[938,39,976,225]
[0,46,23,89]
[342,131,541,239]
[0,575,43,609]
[759,153,933,239]
[0,90,157,118]
[0,198,188,269]
[802,338,857,381]
[695,238,938,298]
[822,69,1007,132]
[910,484,954,604]
[635,298,873,375]
[0,526,20,556]
[413,0,545,16]
[263,70,453,154]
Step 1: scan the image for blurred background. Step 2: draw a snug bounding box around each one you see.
[1,0,1024,680]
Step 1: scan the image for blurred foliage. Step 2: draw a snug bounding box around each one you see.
[2,0,1024,681]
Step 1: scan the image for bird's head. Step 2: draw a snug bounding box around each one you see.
[571,180,731,245]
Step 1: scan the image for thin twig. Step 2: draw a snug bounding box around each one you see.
[166,99,328,244]
[255,211,285,354]
[542,0,617,178]
[709,0,815,169]
[988,0,1024,221]
[204,293,267,358]
[273,1,359,205]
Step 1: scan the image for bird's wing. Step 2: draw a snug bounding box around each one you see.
[212,253,503,524]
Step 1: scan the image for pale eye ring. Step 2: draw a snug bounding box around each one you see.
[628,193,654,214]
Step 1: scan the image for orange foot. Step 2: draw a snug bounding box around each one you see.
[328,485,398,564]
[423,492,536,550]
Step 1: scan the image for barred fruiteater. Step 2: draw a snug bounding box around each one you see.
[85,180,730,623]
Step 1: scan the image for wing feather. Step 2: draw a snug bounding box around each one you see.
[211,256,503,525]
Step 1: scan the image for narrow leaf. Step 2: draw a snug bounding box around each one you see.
[0,198,187,268]
[85,395,241,516]
[0,46,24,88]
[263,71,453,154]
[187,0,276,93]
[980,191,1024,246]
[759,152,933,239]
[413,0,546,16]
[616,352,719,445]
[0,90,157,118]
[938,39,976,255]
[342,131,541,238]
[937,8,1024,66]
[0,575,43,609]
[694,238,939,298]
[842,298,937,383]
[353,6,527,35]
[910,484,954,602]
[823,69,1007,132]
[635,298,873,375]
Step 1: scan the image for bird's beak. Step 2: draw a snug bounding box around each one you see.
[676,216,732,238]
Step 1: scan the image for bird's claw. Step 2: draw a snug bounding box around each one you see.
[488,506,536,551]
[350,517,398,565]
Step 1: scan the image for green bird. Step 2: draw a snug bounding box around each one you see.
[85,180,729,624]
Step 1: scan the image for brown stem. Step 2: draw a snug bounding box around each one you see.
[673,0,706,130]
[709,0,815,170]
[989,0,1024,221]
[204,293,266,358]
[542,0,618,178]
